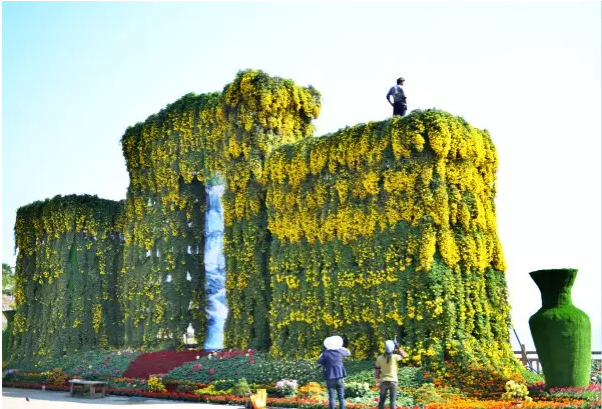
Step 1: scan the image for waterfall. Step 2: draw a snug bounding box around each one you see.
[203,184,227,350]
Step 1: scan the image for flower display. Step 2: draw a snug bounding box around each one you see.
[265,110,511,364]
[275,379,298,397]
[502,380,533,402]
[10,69,515,373]
[122,350,208,379]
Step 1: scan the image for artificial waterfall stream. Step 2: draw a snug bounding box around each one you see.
[203,184,227,350]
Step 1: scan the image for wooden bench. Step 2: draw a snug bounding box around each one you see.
[68,379,107,399]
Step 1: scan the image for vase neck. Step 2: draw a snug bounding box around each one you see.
[530,269,577,309]
[542,292,572,308]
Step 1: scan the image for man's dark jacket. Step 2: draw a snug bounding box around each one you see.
[317,349,347,380]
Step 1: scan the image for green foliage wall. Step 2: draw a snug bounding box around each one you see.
[120,92,222,348]
[11,195,123,362]
[265,110,513,367]
[12,71,514,370]
[220,70,321,350]
[119,70,321,349]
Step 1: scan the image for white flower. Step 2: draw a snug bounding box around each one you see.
[196,356,200,360]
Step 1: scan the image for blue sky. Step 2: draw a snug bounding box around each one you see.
[2,2,601,350]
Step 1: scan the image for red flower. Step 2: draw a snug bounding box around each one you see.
[249,358,255,364]
[208,368,215,375]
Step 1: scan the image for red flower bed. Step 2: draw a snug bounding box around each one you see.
[122,350,210,379]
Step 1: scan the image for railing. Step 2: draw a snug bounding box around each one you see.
[513,345,602,373]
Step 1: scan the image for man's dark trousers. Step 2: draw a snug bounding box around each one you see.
[326,378,346,409]
[393,101,406,116]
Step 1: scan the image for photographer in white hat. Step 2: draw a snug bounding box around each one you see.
[317,336,351,409]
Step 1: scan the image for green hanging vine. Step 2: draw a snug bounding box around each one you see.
[11,195,123,363]
[119,70,320,350]
[265,110,512,369]
[120,92,223,348]
[220,70,321,350]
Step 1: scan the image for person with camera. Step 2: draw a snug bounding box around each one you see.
[386,77,407,116]
[373,338,408,409]
[318,336,351,409]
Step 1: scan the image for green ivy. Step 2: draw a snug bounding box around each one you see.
[11,195,123,363]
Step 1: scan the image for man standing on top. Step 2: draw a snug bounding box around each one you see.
[386,77,407,117]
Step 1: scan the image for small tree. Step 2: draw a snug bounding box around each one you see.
[2,263,15,297]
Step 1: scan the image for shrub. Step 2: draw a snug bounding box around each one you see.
[165,352,320,385]
[344,360,376,384]
[298,382,324,399]
[591,361,601,384]
[518,365,545,384]
[422,361,524,398]
[213,379,236,390]
[3,368,18,381]
[345,381,370,398]
[2,330,10,359]
[501,380,532,402]
[397,366,427,388]
[413,383,443,405]
[395,390,414,407]
[45,368,68,386]
[275,379,298,397]
[175,381,201,393]
[232,378,252,397]
[547,384,602,402]
[195,384,229,396]
[147,376,167,393]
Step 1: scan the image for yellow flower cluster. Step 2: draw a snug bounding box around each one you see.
[221,70,320,350]
[265,110,513,367]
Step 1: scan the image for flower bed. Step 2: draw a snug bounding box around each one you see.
[5,349,141,380]
[68,349,141,379]
[422,361,525,399]
[122,349,210,379]
[4,351,601,409]
[164,350,322,385]
[3,380,601,409]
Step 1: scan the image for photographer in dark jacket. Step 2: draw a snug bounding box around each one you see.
[317,336,351,409]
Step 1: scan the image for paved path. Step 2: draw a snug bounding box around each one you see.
[2,388,245,408]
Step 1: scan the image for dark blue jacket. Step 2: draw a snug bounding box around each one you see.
[317,349,347,380]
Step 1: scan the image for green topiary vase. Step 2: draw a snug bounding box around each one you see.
[529,269,591,387]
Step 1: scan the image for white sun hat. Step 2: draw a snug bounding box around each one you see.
[324,335,344,350]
